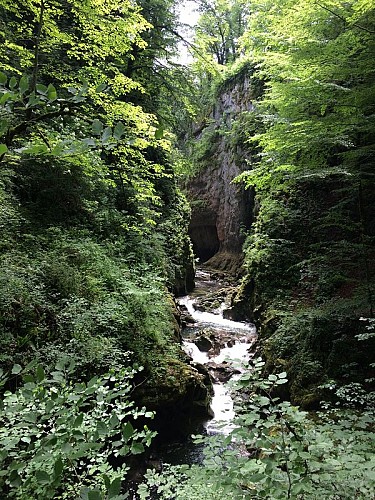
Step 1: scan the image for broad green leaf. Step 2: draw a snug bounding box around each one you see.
[74,413,84,427]
[88,491,102,500]
[87,376,98,388]
[108,476,121,498]
[47,83,57,101]
[154,126,164,139]
[9,461,25,471]
[54,457,64,478]
[92,119,103,135]
[36,470,50,485]
[0,92,15,105]
[9,76,17,89]
[130,442,144,455]
[0,72,7,85]
[36,364,45,382]
[11,364,22,375]
[96,83,107,92]
[97,421,108,437]
[122,422,134,441]
[23,412,38,423]
[36,83,48,95]
[9,470,22,487]
[103,474,111,490]
[51,370,64,382]
[114,122,126,140]
[19,75,29,94]
[101,126,112,143]
[82,137,96,147]
[0,144,8,155]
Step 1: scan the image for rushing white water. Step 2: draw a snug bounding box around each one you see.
[183,341,209,364]
[178,276,256,433]
[178,295,253,333]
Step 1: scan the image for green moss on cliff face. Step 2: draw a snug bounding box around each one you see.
[236,175,374,407]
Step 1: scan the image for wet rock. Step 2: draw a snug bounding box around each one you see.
[195,335,213,352]
[192,362,215,396]
[179,304,196,326]
[206,361,241,383]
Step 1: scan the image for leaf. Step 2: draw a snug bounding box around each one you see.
[74,413,84,427]
[47,83,57,101]
[108,477,121,498]
[278,372,287,379]
[0,144,8,156]
[154,126,164,140]
[36,470,51,485]
[114,122,126,140]
[9,76,17,89]
[9,470,22,487]
[101,126,112,143]
[88,491,102,500]
[130,442,144,455]
[36,83,48,95]
[92,119,103,136]
[54,457,64,478]
[82,138,96,147]
[122,422,134,442]
[103,474,111,490]
[51,370,64,382]
[276,378,288,385]
[0,72,7,85]
[96,83,107,92]
[97,421,108,437]
[11,364,22,375]
[23,412,38,423]
[87,376,98,388]
[36,364,45,382]
[19,76,29,95]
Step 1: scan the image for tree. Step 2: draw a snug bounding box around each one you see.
[194,0,249,66]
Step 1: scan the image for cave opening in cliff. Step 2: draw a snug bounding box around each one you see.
[189,225,220,262]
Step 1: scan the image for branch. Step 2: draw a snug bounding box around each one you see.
[5,105,75,147]
[153,25,221,75]
[31,0,45,93]
[315,2,375,34]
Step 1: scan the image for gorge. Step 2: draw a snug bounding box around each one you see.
[0,0,374,498]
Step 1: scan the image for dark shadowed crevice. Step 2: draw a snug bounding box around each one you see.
[189,225,220,262]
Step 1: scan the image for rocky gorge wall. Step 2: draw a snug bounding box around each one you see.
[186,70,257,273]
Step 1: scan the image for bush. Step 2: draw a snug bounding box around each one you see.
[139,360,375,499]
[0,361,156,499]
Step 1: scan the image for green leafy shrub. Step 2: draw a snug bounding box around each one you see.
[140,361,375,499]
[0,361,156,499]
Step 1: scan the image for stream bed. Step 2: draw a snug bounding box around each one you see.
[157,268,257,464]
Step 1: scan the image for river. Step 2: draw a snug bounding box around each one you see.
[158,267,257,464]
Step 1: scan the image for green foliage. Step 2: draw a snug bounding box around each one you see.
[140,362,375,499]
[0,362,156,499]
[193,0,250,67]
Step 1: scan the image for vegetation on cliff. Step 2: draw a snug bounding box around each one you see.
[1,0,374,497]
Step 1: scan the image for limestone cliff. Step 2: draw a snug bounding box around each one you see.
[186,69,258,272]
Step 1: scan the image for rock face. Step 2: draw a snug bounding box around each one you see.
[187,70,258,272]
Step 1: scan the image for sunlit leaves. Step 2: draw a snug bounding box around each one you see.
[0,364,155,497]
